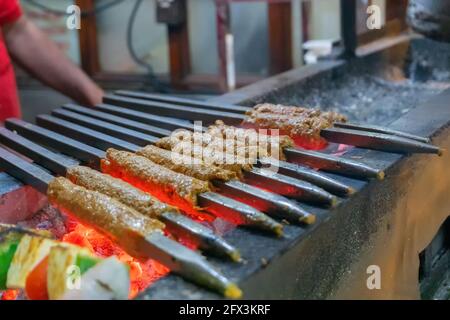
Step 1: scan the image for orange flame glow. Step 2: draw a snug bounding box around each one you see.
[61,219,169,298]
[1,290,19,300]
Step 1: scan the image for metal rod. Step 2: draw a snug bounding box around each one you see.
[284,147,385,180]
[0,146,53,194]
[333,122,430,143]
[258,157,354,196]
[36,115,140,153]
[142,232,241,298]
[62,104,171,137]
[96,103,195,131]
[114,90,250,113]
[5,118,105,168]
[51,108,158,146]
[158,211,240,261]
[215,179,315,224]
[103,94,246,125]
[198,192,283,236]
[0,127,76,176]
[244,168,337,207]
[321,127,443,155]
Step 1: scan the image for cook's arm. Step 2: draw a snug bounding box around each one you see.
[3,16,103,106]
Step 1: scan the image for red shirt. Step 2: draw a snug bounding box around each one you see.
[0,0,22,122]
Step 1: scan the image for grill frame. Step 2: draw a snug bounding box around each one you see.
[0,37,449,299]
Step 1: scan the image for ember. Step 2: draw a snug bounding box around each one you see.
[62,219,169,298]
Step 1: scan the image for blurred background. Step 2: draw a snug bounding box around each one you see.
[16,0,395,121]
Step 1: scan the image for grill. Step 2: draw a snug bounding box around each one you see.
[1,37,450,299]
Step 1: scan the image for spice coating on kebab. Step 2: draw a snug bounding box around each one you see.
[244,103,347,148]
[156,132,253,178]
[207,120,294,160]
[136,145,237,182]
[102,149,211,209]
[66,165,176,218]
[47,177,165,259]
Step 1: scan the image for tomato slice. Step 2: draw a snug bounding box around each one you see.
[25,256,49,300]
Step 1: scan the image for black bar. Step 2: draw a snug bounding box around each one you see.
[284,148,384,180]
[62,104,171,137]
[51,108,158,146]
[333,122,430,143]
[321,127,442,155]
[198,192,283,236]
[216,180,315,224]
[36,115,140,153]
[0,128,76,176]
[142,232,241,298]
[103,94,246,125]
[0,146,53,194]
[115,90,251,113]
[244,168,337,207]
[258,157,354,196]
[5,118,105,168]
[96,104,195,131]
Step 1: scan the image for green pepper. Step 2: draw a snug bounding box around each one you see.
[0,239,21,290]
[75,254,101,275]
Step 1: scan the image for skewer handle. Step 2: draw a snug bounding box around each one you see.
[284,147,384,180]
[5,118,105,168]
[333,122,430,143]
[321,127,442,155]
[0,127,75,176]
[62,104,171,138]
[0,146,53,194]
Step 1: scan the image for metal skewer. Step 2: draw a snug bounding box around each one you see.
[284,148,385,180]
[0,126,240,262]
[258,157,354,196]
[97,104,195,131]
[321,127,443,155]
[62,104,171,137]
[0,146,241,298]
[114,90,251,113]
[332,122,430,143]
[103,94,246,125]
